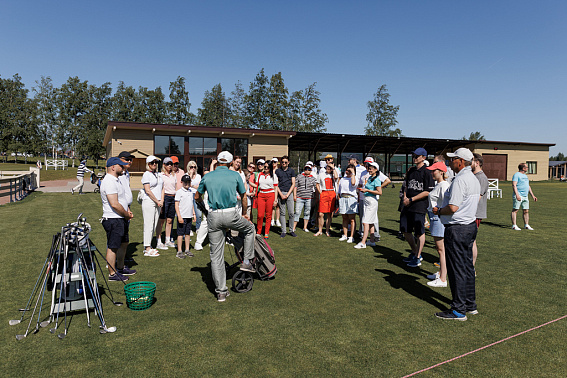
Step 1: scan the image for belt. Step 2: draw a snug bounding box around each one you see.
[210,207,237,213]
[341,194,355,198]
[259,189,274,193]
[322,189,335,192]
[164,194,175,197]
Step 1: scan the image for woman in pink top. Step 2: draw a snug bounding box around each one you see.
[171,156,185,190]
[155,157,178,249]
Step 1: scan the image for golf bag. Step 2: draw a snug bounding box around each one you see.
[231,234,276,280]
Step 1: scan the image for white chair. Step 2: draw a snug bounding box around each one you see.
[487,179,502,199]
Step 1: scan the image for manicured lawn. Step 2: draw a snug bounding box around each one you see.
[1,182,566,376]
[1,160,105,182]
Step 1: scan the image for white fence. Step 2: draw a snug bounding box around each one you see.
[0,168,40,203]
[44,158,68,170]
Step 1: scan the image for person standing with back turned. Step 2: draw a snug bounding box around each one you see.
[432,148,480,321]
[196,151,256,302]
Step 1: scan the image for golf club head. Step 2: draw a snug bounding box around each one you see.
[18,308,29,312]
[39,321,50,328]
[15,334,26,341]
[49,327,57,334]
[57,333,66,340]
[113,301,123,306]
[99,326,117,334]
[33,327,40,334]
[9,319,21,326]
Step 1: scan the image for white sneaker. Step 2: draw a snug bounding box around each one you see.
[525,225,534,231]
[165,241,176,248]
[427,278,447,287]
[427,272,440,281]
[156,242,168,250]
[276,220,282,227]
[303,228,310,233]
[366,241,376,247]
[190,230,194,236]
[271,220,275,226]
[339,235,348,241]
[354,242,366,249]
[347,237,354,243]
[194,243,203,251]
[512,225,521,231]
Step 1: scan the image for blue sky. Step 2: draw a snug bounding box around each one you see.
[2,0,565,155]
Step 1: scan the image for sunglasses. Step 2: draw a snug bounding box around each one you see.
[305,167,312,170]
[149,161,158,165]
[122,158,132,162]
[173,162,179,165]
[189,166,196,169]
[165,162,173,166]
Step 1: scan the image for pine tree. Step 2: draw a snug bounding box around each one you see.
[266,72,289,130]
[228,81,246,128]
[168,76,194,124]
[365,84,401,137]
[197,83,230,127]
[245,68,269,129]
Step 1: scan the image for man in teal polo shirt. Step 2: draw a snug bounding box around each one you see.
[196,151,256,302]
[511,162,538,231]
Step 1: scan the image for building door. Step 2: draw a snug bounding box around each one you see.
[482,154,507,181]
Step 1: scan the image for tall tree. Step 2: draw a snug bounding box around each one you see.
[55,76,90,165]
[32,76,58,158]
[78,82,113,166]
[461,131,486,141]
[266,72,289,130]
[137,86,167,124]
[0,74,39,162]
[302,83,328,133]
[288,90,305,131]
[228,80,246,128]
[365,84,401,137]
[245,68,269,129]
[168,76,194,124]
[197,83,230,127]
[550,152,565,161]
[111,81,140,122]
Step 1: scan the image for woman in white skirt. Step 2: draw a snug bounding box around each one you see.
[425,161,450,287]
[141,155,164,257]
[355,162,382,249]
[338,164,358,243]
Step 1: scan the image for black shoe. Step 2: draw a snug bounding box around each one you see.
[280,232,286,238]
[118,266,137,275]
[289,231,297,237]
[435,309,467,321]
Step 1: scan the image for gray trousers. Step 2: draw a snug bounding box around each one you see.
[278,191,295,233]
[358,198,380,238]
[207,209,255,294]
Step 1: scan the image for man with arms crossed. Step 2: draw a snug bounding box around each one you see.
[275,155,297,238]
[433,148,480,321]
[196,151,256,302]
[511,163,537,230]
[100,157,133,282]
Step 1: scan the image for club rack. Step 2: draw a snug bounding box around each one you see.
[9,213,121,340]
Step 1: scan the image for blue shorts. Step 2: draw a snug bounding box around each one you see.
[400,210,426,236]
[177,218,192,236]
[428,211,445,238]
[160,195,176,219]
[102,218,129,249]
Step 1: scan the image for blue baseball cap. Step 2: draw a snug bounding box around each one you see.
[412,147,428,156]
[106,157,128,167]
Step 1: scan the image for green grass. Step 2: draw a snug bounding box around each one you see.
[1,182,566,376]
[1,160,105,181]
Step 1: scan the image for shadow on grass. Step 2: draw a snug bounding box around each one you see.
[481,220,510,229]
[372,244,437,279]
[376,269,451,310]
[190,263,217,296]
[125,242,142,267]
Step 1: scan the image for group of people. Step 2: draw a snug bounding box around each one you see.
[97,146,538,313]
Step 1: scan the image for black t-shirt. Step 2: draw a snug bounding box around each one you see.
[275,167,296,192]
[403,165,434,214]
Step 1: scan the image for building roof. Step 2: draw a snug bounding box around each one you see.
[549,161,567,167]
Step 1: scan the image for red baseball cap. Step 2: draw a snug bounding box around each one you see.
[427,161,447,172]
[170,156,179,163]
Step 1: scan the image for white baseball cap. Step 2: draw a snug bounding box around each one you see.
[217,151,233,164]
[369,162,379,170]
[146,155,161,163]
[306,161,314,167]
[271,157,278,162]
[257,159,265,164]
[447,148,474,162]
[364,156,374,163]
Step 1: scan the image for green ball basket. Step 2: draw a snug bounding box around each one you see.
[124,281,156,311]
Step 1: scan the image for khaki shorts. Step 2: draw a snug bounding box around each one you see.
[512,196,529,210]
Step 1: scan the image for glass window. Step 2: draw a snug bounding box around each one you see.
[234,138,248,157]
[203,138,217,155]
[170,136,184,155]
[154,136,170,155]
[221,138,234,153]
[189,137,203,155]
[527,161,537,174]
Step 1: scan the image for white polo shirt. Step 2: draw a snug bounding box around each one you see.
[118,170,132,206]
[100,174,128,219]
[141,171,163,200]
[175,187,195,218]
[440,166,481,225]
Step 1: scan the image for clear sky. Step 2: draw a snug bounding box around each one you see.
[1,0,565,155]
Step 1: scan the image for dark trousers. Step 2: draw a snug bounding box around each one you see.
[444,222,478,314]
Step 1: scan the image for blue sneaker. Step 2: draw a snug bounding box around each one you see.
[407,255,422,267]
[109,273,129,282]
[435,309,467,321]
[403,254,414,263]
[118,266,137,276]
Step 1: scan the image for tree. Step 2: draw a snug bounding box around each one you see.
[55,76,90,165]
[197,83,230,127]
[111,81,140,122]
[288,90,304,131]
[461,131,486,141]
[266,72,289,130]
[550,152,565,161]
[168,76,194,124]
[245,68,269,129]
[32,76,58,158]
[301,83,328,133]
[365,84,401,137]
[136,86,167,124]
[228,81,246,128]
[0,74,39,162]
[78,82,113,166]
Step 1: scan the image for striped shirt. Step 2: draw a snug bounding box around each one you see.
[295,173,317,199]
[77,163,93,177]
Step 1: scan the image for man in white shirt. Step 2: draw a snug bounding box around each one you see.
[116,151,136,276]
[100,157,133,282]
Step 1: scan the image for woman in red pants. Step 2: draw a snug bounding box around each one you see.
[255,161,278,238]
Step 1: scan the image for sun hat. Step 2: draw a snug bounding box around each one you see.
[324,154,333,159]
[146,155,161,163]
[106,157,128,167]
[447,148,474,162]
[217,151,233,164]
[427,161,448,172]
[413,147,428,156]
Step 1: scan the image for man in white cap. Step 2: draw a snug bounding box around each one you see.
[432,147,480,321]
[196,151,255,302]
